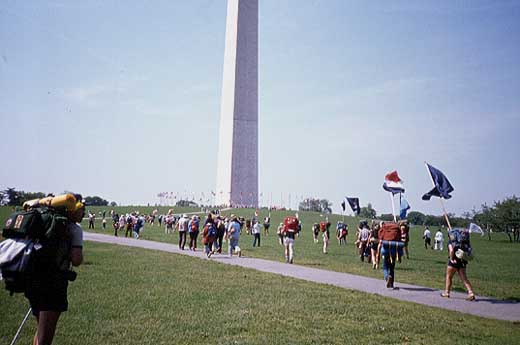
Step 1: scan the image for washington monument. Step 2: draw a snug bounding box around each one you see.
[216,0,258,207]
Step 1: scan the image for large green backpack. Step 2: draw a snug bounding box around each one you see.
[1,207,71,295]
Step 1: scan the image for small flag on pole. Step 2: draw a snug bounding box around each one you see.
[399,197,411,219]
[422,163,454,200]
[342,197,360,215]
[469,223,484,236]
[383,171,405,194]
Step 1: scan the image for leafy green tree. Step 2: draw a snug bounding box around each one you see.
[407,211,425,225]
[359,203,376,219]
[176,199,198,207]
[379,213,395,221]
[84,196,109,206]
[298,198,332,214]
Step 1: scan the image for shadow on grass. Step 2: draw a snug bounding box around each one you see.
[303,262,325,267]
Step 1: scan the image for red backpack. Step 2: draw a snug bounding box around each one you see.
[284,216,299,233]
[319,221,327,232]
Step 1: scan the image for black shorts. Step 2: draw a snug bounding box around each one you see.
[447,258,467,270]
[26,271,69,316]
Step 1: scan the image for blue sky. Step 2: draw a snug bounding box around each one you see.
[1,1,519,216]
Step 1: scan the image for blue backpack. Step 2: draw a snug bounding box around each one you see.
[207,223,217,237]
[448,228,472,254]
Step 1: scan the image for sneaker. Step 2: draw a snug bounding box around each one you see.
[208,252,212,258]
[466,293,475,301]
[289,259,293,264]
[386,277,394,289]
[440,292,450,298]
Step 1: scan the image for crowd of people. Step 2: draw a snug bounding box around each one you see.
[89,208,476,301]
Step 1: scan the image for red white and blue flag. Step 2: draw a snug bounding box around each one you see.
[383,170,405,194]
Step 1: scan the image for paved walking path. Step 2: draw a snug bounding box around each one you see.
[85,232,520,322]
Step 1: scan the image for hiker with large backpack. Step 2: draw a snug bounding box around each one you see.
[319,220,331,254]
[440,228,476,301]
[227,215,242,257]
[1,193,85,345]
[356,221,370,262]
[283,215,300,264]
[188,215,200,251]
[336,222,348,246]
[202,218,217,258]
[377,221,404,289]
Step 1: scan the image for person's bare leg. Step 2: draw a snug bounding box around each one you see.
[457,268,474,297]
[37,311,61,345]
[443,266,456,296]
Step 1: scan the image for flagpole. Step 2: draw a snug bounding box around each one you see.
[390,193,397,222]
[424,161,452,230]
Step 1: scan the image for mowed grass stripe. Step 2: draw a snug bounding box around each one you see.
[1,242,520,345]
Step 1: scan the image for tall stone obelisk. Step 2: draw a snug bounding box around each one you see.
[216,0,258,207]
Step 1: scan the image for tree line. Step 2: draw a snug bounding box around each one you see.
[0,188,115,207]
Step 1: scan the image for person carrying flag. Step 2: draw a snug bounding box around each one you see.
[441,228,475,301]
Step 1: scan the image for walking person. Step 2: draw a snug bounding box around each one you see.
[26,194,85,345]
[357,221,370,262]
[252,220,261,247]
[88,210,95,229]
[399,220,410,259]
[378,221,404,289]
[263,215,271,236]
[283,215,300,264]
[441,228,475,301]
[312,223,320,243]
[277,222,285,246]
[215,216,226,253]
[320,219,331,254]
[202,219,217,258]
[434,228,445,250]
[227,215,242,257]
[423,226,432,249]
[369,222,380,269]
[336,222,348,246]
[188,215,200,251]
[177,214,189,250]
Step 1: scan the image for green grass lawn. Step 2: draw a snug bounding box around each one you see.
[51,206,520,301]
[1,241,520,345]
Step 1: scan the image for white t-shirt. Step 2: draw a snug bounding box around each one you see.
[434,231,444,242]
[423,229,431,239]
[69,222,83,248]
[252,223,261,235]
[178,217,189,231]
